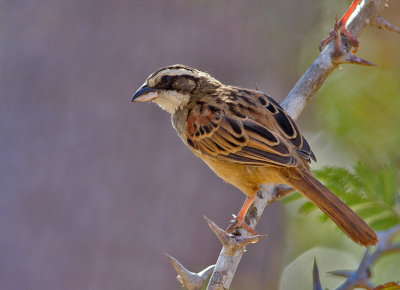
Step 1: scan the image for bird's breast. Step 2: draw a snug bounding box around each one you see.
[200,156,284,196]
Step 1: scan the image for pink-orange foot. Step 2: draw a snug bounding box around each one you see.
[319,0,361,52]
[226,196,258,235]
[226,217,258,236]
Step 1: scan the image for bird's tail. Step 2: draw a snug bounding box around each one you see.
[286,170,378,247]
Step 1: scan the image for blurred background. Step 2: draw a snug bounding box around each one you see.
[1,0,399,289]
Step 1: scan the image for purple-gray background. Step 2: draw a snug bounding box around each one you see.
[3,1,397,289]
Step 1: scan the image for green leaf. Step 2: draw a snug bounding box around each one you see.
[282,163,400,231]
[368,215,399,231]
[353,162,377,200]
[377,165,397,207]
[353,202,385,220]
[316,70,400,164]
[299,201,316,214]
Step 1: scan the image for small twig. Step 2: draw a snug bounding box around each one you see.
[371,16,400,33]
[333,250,374,290]
[331,223,400,290]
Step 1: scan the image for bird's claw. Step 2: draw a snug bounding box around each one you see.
[226,217,258,236]
[319,22,359,53]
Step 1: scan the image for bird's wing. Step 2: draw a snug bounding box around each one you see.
[185,95,315,167]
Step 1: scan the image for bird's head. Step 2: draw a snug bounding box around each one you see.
[132,65,221,114]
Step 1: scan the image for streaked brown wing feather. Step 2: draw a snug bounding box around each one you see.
[185,88,315,166]
[186,108,297,167]
[264,96,316,162]
[255,93,316,163]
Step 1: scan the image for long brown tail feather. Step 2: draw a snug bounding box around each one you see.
[286,170,378,247]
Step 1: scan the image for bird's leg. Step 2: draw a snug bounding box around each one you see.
[319,0,361,52]
[226,196,257,235]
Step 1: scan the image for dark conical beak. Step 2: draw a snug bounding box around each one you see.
[131,84,159,102]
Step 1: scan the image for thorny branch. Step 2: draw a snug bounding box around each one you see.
[165,1,399,289]
[312,223,400,290]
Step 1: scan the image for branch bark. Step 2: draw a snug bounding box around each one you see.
[206,0,391,289]
[333,223,400,290]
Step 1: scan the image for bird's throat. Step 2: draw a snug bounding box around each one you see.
[153,91,191,114]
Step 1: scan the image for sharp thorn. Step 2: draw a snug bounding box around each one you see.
[345,54,376,66]
[203,215,265,255]
[372,16,400,34]
[328,269,355,278]
[238,234,267,246]
[165,253,206,290]
[333,20,342,50]
[203,215,232,245]
[313,258,323,290]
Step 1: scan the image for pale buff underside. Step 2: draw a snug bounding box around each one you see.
[153,90,191,114]
[199,155,288,196]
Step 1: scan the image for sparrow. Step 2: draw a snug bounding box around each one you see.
[132,64,378,247]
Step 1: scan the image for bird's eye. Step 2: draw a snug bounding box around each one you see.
[160,75,171,85]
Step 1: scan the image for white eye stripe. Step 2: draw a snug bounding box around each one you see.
[147,69,196,87]
[146,65,220,88]
[158,69,197,78]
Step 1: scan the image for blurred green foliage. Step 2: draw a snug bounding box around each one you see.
[315,69,400,165]
[282,164,400,286]
[281,67,400,286]
[284,163,400,230]
[282,5,400,284]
